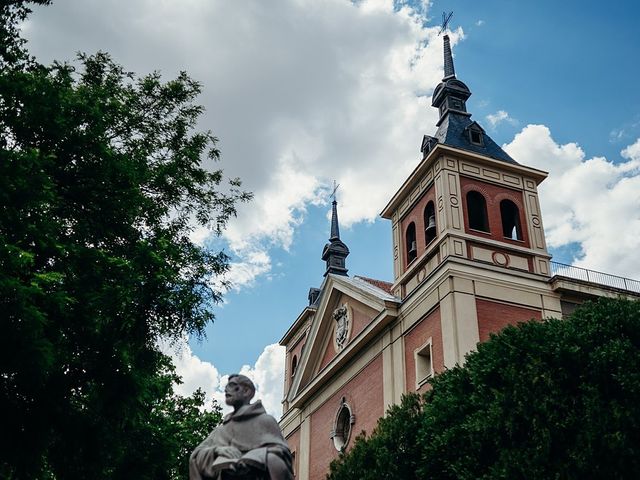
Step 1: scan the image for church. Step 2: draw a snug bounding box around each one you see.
[277,31,640,480]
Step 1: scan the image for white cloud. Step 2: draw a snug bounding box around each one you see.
[160,338,286,419]
[621,138,640,161]
[609,118,640,144]
[609,128,626,143]
[476,20,485,26]
[237,344,286,419]
[225,249,272,291]
[158,337,222,408]
[24,0,455,289]
[504,125,640,279]
[486,109,518,128]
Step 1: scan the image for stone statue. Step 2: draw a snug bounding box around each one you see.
[189,374,293,480]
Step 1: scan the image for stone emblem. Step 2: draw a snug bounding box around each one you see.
[333,304,350,349]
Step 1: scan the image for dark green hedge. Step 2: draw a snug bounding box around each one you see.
[328,298,640,480]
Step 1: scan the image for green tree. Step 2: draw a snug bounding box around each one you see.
[328,297,640,480]
[152,383,223,480]
[0,1,248,478]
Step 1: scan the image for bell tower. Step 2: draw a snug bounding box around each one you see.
[381,29,551,301]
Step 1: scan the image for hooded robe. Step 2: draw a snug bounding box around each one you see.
[189,400,293,480]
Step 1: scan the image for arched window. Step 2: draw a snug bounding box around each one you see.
[467,191,489,232]
[500,200,522,240]
[291,355,298,377]
[424,201,437,245]
[406,222,417,265]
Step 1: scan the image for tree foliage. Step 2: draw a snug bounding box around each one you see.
[0,1,248,478]
[328,298,640,480]
[153,385,223,480]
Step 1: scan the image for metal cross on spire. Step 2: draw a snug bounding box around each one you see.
[438,11,456,78]
[330,180,340,203]
[438,11,453,36]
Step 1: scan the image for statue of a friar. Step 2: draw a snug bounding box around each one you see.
[189,374,293,480]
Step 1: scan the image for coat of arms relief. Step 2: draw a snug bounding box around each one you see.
[333,304,350,350]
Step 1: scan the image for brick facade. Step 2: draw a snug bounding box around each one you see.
[476,298,542,342]
[308,355,384,480]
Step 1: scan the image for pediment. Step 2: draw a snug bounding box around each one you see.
[287,275,399,403]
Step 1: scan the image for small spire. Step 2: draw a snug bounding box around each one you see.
[329,181,341,240]
[443,34,455,79]
[321,183,349,277]
[330,199,340,241]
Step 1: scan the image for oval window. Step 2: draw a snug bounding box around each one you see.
[332,400,354,451]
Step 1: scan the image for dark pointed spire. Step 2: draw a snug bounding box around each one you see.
[330,199,340,240]
[443,34,455,79]
[321,193,349,277]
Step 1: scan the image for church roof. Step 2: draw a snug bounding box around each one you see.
[332,274,398,303]
[431,113,518,164]
[354,275,394,294]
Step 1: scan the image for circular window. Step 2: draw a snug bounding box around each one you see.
[331,399,354,451]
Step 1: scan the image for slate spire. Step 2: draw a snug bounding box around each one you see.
[330,198,340,241]
[443,34,455,79]
[321,196,349,277]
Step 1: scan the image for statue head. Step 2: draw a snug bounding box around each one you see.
[225,374,255,410]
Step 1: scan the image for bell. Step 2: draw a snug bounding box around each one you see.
[425,215,436,235]
[409,240,417,254]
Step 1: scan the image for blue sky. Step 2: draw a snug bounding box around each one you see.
[24,0,640,415]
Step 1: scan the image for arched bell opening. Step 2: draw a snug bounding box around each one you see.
[406,222,417,265]
[424,201,437,245]
[467,191,489,232]
[500,199,522,240]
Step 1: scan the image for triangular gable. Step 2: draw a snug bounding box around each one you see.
[287,275,399,404]
[315,291,382,374]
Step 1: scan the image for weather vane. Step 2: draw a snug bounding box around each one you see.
[330,180,340,202]
[438,11,453,36]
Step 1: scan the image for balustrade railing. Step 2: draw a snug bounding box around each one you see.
[550,261,640,294]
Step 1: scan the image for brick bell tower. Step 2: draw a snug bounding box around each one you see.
[381,30,559,367]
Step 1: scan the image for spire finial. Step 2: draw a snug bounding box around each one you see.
[439,12,455,79]
[438,11,453,36]
[330,180,340,201]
